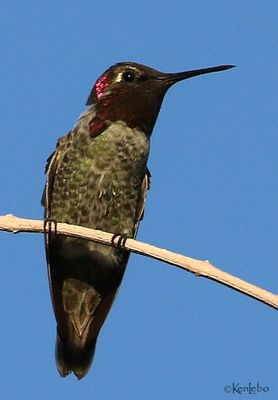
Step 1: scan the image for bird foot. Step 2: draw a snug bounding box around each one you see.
[43,217,58,235]
[111,233,130,249]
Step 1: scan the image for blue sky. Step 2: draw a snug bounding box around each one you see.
[1,1,278,399]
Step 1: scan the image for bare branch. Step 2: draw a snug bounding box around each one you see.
[0,213,277,309]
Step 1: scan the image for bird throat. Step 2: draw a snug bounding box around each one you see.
[90,88,165,136]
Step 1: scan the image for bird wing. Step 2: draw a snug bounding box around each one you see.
[133,167,151,237]
[42,132,73,213]
[42,131,77,329]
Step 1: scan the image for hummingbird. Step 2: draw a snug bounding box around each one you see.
[42,61,234,379]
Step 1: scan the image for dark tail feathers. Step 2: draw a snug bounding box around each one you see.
[55,333,97,380]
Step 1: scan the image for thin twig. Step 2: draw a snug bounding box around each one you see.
[0,213,277,309]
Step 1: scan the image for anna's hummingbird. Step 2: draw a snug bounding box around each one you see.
[43,61,234,379]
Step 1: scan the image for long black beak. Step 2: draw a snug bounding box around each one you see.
[161,64,235,84]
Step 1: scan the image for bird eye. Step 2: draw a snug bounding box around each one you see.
[122,71,136,82]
